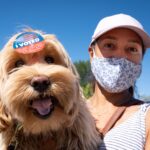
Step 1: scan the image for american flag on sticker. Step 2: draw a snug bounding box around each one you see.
[17,34,37,42]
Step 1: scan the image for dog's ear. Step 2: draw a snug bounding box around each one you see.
[0,101,12,132]
[0,52,12,132]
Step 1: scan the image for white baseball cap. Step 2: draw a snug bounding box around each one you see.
[90,13,150,48]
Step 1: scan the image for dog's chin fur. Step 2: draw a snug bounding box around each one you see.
[0,29,100,150]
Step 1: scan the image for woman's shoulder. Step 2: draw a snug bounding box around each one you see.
[143,101,150,149]
[144,101,150,121]
[139,101,150,113]
[129,99,150,113]
[145,102,150,120]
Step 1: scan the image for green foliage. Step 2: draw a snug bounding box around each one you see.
[74,60,93,98]
[74,60,90,86]
[82,83,93,98]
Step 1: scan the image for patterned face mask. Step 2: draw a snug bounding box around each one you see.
[91,52,142,93]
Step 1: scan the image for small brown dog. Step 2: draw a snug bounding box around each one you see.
[0,29,100,150]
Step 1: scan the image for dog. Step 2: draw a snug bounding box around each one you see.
[0,29,100,150]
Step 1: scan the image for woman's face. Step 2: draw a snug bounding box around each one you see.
[89,28,143,64]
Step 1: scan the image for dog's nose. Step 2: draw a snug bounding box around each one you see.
[31,76,50,92]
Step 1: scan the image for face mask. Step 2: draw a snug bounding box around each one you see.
[91,51,142,93]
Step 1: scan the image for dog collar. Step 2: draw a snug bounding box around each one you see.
[7,122,23,150]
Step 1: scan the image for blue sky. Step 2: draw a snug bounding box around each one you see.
[0,0,150,96]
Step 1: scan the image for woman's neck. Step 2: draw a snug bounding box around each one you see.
[90,83,132,109]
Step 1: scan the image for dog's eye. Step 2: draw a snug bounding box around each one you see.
[44,56,54,64]
[15,60,25,68]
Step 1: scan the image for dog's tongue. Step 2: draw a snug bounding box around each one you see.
[32,98,52,116]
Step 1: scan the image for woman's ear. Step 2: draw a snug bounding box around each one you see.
[88,46,94,61]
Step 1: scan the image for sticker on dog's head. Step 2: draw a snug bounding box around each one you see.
[13,32,45,54]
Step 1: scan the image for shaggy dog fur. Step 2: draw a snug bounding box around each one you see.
[0,29,100,150]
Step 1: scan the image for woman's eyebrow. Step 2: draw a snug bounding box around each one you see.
[128,39,142,45]
[98,36,117,42]
[102,36,117,40]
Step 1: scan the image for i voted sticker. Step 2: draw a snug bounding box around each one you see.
[13,32,45,54]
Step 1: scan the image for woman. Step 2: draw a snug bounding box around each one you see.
[87,14,150,149]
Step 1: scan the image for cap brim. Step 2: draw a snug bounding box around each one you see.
[91,25,150,48]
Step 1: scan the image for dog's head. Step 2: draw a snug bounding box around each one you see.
[0,29,81,135]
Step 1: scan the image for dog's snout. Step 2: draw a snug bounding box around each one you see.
[31,76,50,92]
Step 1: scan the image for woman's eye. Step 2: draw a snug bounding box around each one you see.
[128,47,138,53]
[103,43,115,50]
[15,60,25,68]
[44,56,54,64]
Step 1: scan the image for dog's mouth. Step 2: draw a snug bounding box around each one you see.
[29,95,57,119]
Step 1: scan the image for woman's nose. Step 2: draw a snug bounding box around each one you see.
[112,49,127,59]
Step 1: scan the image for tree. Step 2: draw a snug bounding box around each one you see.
[74,60,93,98]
